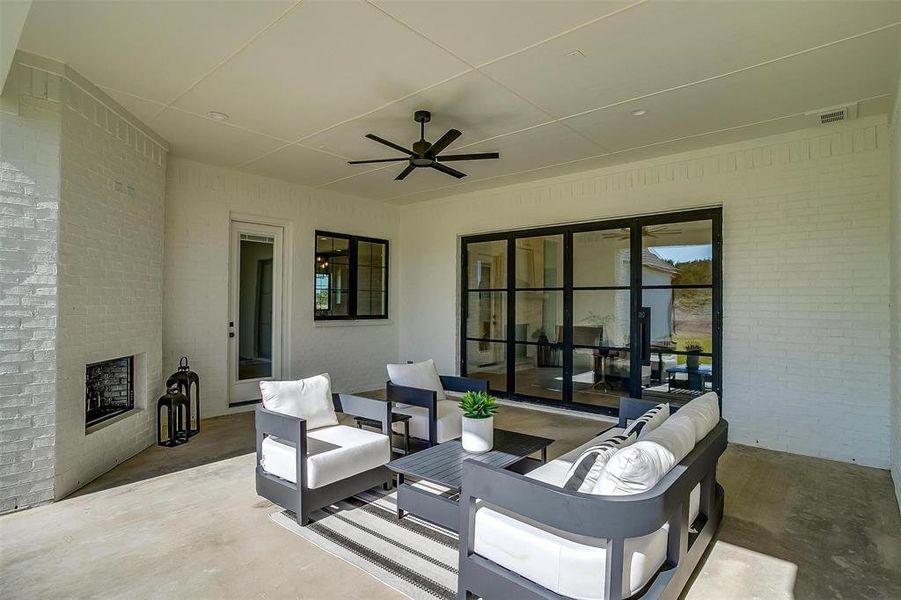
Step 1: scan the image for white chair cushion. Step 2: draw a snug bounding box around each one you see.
[675,392,720,442]
[387,359,446,401]
[392,399,462,443]
[259,425,390,489]
[596,414,696,496]
[259,373,338,431]
[623,403,669,439]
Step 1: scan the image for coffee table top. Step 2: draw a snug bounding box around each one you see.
[387,428,554,491]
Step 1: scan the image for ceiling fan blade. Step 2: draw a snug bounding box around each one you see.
[431,162,466,179]
[428,129,462,156]
[348,157,410,164]
[395,164,416,180]
[436,152,499,162]
[366,133,414,156]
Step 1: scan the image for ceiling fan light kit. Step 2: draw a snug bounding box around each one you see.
[348,110,500,180]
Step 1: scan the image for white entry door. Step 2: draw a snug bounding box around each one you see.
[229,221,284,404]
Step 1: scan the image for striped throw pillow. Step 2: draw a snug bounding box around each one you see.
[624,403,669,438]
[563,433,636,493]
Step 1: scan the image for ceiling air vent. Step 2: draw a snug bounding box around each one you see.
[809,103,858,126]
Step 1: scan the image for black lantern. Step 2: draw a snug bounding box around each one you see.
[166,356,201,437]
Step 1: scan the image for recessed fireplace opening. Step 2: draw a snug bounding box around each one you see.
[85,356,135,429]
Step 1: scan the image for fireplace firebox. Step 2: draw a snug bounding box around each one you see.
[85,356,135,428]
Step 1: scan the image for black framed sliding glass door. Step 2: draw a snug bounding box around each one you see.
[460,208,722,415]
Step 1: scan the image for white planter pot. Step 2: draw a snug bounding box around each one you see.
[461,416,494,453]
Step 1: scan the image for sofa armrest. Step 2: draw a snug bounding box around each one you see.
[332,393,392,437]
[255,405,307,489]
[460,419,728,540]
[440,375,489,394]
[617,396,665,428]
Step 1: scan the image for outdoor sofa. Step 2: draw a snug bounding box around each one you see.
[457,393,727,600]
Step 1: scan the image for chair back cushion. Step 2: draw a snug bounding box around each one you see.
[623,403,669,438]
[387,359,446,401]
[596,414,696,495]
[675,392,720,442]
[259,373,338,431]
[562,433,636,493]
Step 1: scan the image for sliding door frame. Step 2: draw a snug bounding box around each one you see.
[460,207,722,415]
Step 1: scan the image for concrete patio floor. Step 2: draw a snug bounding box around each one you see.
[1,402,899,599]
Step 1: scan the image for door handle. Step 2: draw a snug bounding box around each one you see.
[638,307,651,366]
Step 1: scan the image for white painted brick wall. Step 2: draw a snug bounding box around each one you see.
[399,116,892,468]
[889,72,901,508]
[163,159,399,418]
[0,66,61,513]
[53,76,167,499]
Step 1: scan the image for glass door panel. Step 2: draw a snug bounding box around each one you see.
[513,235,563,402]
[573,230,630,287]
[463,238,509,394]
[465,291,507,340]
[464,340,507,392]
[641,220,713,285]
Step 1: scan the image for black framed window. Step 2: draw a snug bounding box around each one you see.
[460,208,722,417]
[315,231,388,320]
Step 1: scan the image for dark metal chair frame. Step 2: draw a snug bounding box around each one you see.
[255,393,394,526]
[385,375,489,447]
[457,397,728,600]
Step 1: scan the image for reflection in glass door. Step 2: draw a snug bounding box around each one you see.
[461,209,721,415]
[229,222,283,405]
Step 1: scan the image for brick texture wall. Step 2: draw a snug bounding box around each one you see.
[399,115,892,468]
[54,71,167,499]
[164,159,399,418]
[0,65,61,513]
[890,69,900,508]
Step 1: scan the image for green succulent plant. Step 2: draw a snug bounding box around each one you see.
[458,390,499,420]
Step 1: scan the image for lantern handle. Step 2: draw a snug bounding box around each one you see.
[179,356,189,371]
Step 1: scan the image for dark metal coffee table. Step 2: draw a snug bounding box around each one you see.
[387,428,554,532]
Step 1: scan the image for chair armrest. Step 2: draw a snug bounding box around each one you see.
[386,381,439,445]
[255,405,307,489]
[332,393,392,437]
[385,381,438,410]
[440,375,489,394]
[461,419,728,539]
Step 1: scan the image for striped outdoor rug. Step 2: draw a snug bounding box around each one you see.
[269,488,459,600]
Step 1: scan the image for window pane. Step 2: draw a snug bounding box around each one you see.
[357,291,386,317]
[466,291,506,340]
[238,237,273,380]
[515,235,563,288]
[467,240,506,289]
[642,220,712,285]
[514,291,562,343]
[570,348,631,410]
[514,343,562,401]
[573,290,630,348]
[641,288,712,351]
[465,341,506,392]
[359,240,386,268]
[329,290,350,316]
[573,229,630,287]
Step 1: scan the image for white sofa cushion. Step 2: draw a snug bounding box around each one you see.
[260,425,390,489]
[563,433,636,493]
[387,359,446,401]
[392,399,462,443]
[525,426,627,486]
[623,402,669,439]
[596,414,696,496]
[473,488,701,600]
[259,373,338,431]
[675,392,720,442]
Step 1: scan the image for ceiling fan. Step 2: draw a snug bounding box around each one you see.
[347,110,499,180]
[600,225,684,240]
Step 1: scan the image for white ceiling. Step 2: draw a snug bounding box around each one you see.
[17,0,901,204]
